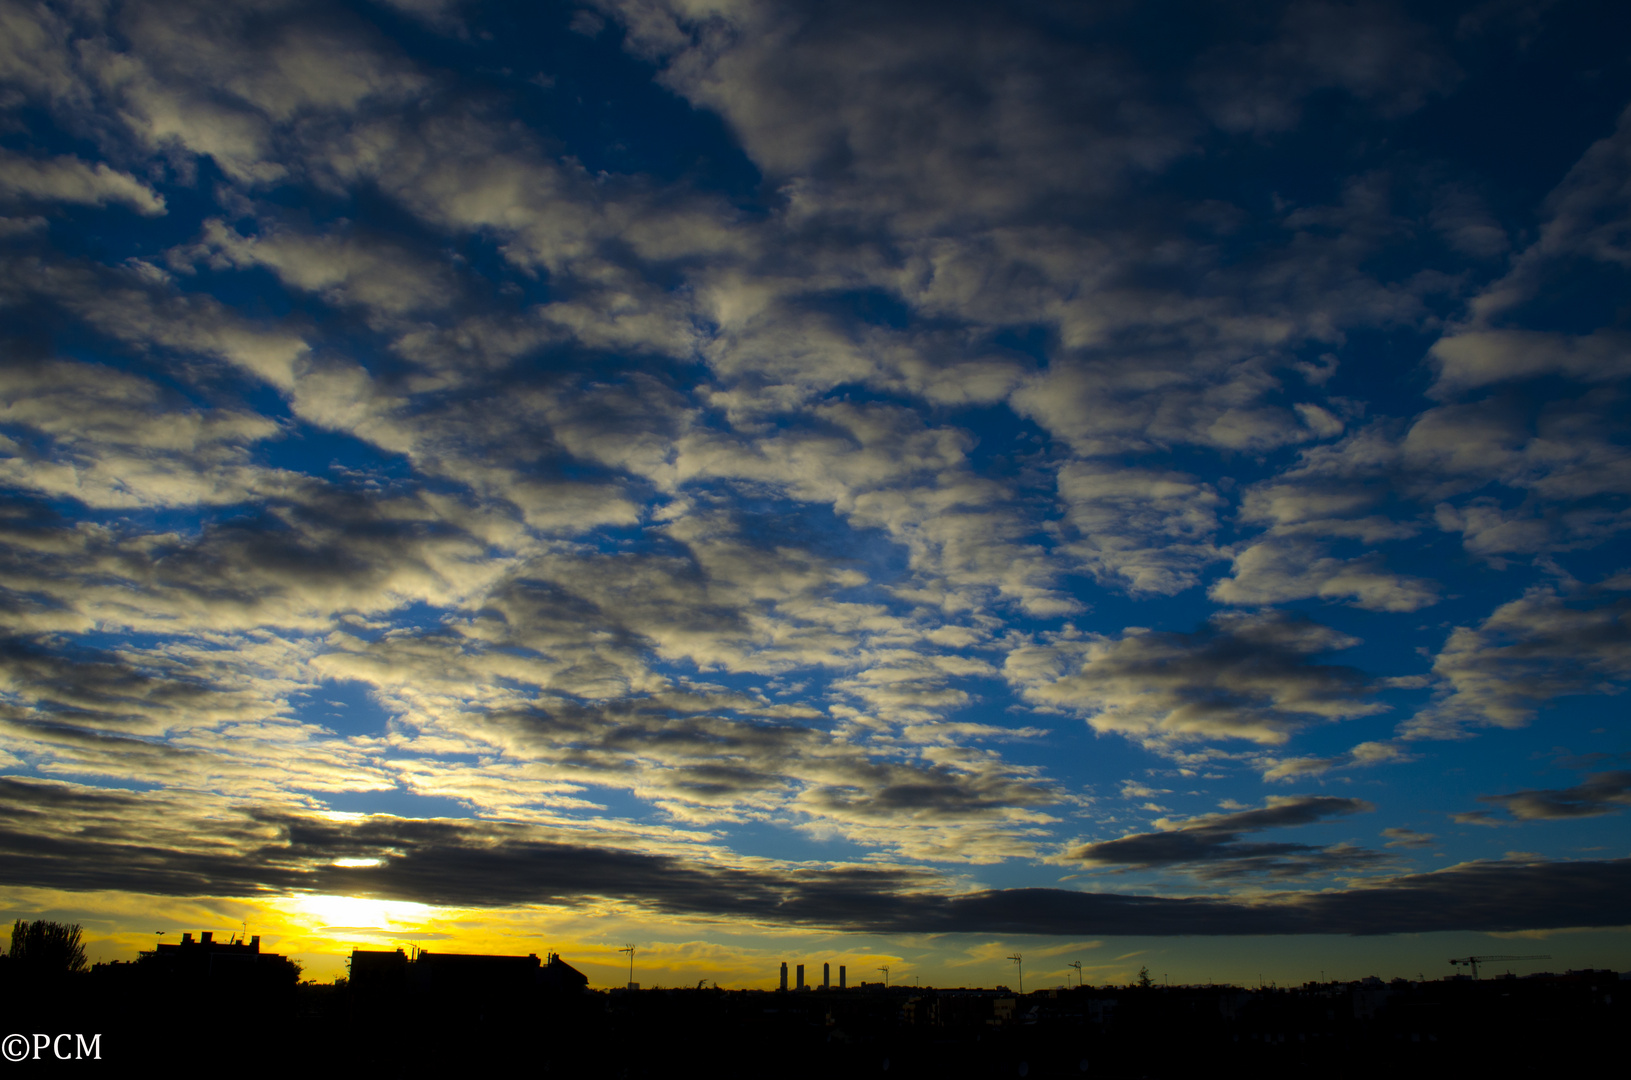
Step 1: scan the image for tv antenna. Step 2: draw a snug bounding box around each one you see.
[1008,954,1024,995]
[619,944,637,988]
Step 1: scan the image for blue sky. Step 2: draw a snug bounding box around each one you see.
[1,0,1629,984]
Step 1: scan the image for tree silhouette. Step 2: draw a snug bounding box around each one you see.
[1136,966,1153,989]
[8,920,88,978]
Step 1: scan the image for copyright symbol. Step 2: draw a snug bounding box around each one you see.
[2,1033,28,1061]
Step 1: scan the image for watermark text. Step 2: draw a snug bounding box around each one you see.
[2,1033,102,1061]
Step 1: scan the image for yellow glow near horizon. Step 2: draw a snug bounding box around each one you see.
[289,894,438,933]
[12,884,1631,991]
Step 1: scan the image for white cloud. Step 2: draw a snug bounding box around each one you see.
[0,150,165,215]
[1055,462,1223,596]
[1210,536,1439,612]
[1404,578,1631,739]
[1005,612,1385,749]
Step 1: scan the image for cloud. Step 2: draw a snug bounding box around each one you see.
[605,0,1195,229]
[1405,579,1631,739]
[1210,536,1439,612]
[1055,462,1223,596]
[1261,739,1412,781]
[0,358,283,508]
[319,624,1061,862]
[1381,826,1435,848]
[1192,1,1458,135]
[0,150,166,215]
[85,0,429,184]
[372,0,470,32]
[179,217,460,320]
[1453,101,1631,330]
[1234,394,1631,569]
[1069,795,1379,880]
[0,478,514,634]
[1429,330,1631,397]
[1011,356,1313,458]
[1475,771,1631,821]
[1429,182,1509,258]
[1209,442,1440,612]
[2,778,1626,936]
[0,0,1625,956]
[1006,612,1385,748]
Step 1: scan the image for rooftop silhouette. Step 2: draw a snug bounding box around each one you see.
[2,925,1624,1074]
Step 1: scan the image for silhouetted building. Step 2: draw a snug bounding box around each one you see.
[540,952,589,994]
[823,962,830,989]
[348,947,409,992]
[780,961,788,991]
[21,948,1631,1075]
[347,947,587,998]
[797,963,805,990]
[412,949,541,995]
[138,931,297,991]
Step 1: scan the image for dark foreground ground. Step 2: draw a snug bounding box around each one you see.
[2,967,1622,1076]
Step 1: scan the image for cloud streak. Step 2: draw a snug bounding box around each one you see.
[2,778,1625,936]
[1071,795,1381,880]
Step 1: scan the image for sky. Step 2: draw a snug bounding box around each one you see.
[1,0,1629,989]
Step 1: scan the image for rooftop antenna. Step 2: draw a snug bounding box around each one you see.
[879,965,889,987]
[620,944,637,989]
[1008,954,1024,995]
[1068,961,1083,987]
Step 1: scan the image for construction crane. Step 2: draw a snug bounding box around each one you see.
[878,965,889,987]
[1008,953,1024,995]
[1068,961,1083,987]
[1447,954,1550,980]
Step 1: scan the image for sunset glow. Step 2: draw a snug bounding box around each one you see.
[2,0,1629,987]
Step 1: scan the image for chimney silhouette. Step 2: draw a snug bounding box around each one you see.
[779,962,788,991]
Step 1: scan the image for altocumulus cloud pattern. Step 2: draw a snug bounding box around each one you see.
[1,0,1630,956]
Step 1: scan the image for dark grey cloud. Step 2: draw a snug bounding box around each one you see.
[1192,1,1459,135]
[1071,795,1381,880]
[1476,771,1631,821]
[1407,581,1631,739]
[0,635,238,735]
[1,777,1625,936]
[1006,611,1384,748]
